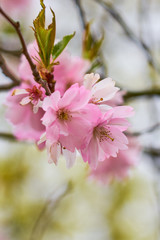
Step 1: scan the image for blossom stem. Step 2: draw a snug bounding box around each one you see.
[0,7,52,96]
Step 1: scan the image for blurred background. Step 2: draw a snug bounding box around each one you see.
[0,0,160,239]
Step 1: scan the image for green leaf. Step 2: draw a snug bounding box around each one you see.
[52,32,75,60]
[32,0,56,67]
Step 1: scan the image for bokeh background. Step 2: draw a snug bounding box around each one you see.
[0,0,160,239]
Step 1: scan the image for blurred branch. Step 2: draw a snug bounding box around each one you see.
[124,89,160,100]
[0,53,20,85]
[0,132,16,141]
[0,7,51,96]
[144,148,160,157]
[73,0,107,75]
[30,182,72,240]
[0,46,22,57]
[127,123,160,136]
[74,0,86,29]
[0,83,20,91]
[95,0,158,73]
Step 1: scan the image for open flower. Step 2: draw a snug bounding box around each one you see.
[12,85,45,113]
[84,73,119,105]
[81,106,134,168]
[5,84,45,144]
[42,84,99,153]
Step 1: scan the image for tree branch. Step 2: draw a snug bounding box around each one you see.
[0,46,22,57]
[124,89,160,100]
[95,0,158,72]
[0,7,51,96]
[0,83,20,91]
[74,0,86,29]
[30,183,72,240]
[127,123,160,136]
[0,53,20,85]
[0,132,16,141]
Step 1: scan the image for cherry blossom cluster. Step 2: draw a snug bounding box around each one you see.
[5,41,135,171]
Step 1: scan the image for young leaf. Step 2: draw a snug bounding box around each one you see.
[52,32,75,60]
[33,0,56,67]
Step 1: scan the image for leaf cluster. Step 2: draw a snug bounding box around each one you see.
[33,0,75,69]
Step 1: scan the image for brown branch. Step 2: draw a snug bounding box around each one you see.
[0,132,16,141]
[0,46,22,57]
[0,53,20,84]
[127,123,160,137]
[95,0,158,72]
[74,0,86,29]
[0,7,51,96]
[30,182,72,240]
[124,89,160,100]
[144,148,160,157]
[0,83,20,91]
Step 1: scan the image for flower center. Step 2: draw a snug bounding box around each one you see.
[94,126,114,142]
[26,85,43,102]
[89,97,104,104]
[57,109,71,121]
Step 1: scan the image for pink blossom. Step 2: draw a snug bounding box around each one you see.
[90,137,140,182]
[81,106,134,168]
[42,84,99,153]
[1,0,31,14]
[5,84,45,144]
[54,51,90,95]
[84,73,119,105]
[18,41,39,85]
[19,42,89,96]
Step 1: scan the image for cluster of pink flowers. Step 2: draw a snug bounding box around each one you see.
[5,41,136,177]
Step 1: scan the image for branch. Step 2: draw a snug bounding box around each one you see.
[30,182,72,240]
[0,7,51,96]
[124,89,160,100]
[127,123,160,136]
[0,46,22,57]
[0,132,16,141]
[0,83,20,91]
[74,0,86,29]
[0,53,20,84]
[144,147,160,157]
[95,0,158,72]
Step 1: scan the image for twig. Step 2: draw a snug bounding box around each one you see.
[144,147,160,157]
[0,132,16,141]
[127,123,160,136]
[0,7,51,96]
[0,46,22,57]
[0,53,20,84]
[74,0,86,29]
[0,83,20,91]
[30,182,72,240]
[124,89,160,100]
[95,0,158,72]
